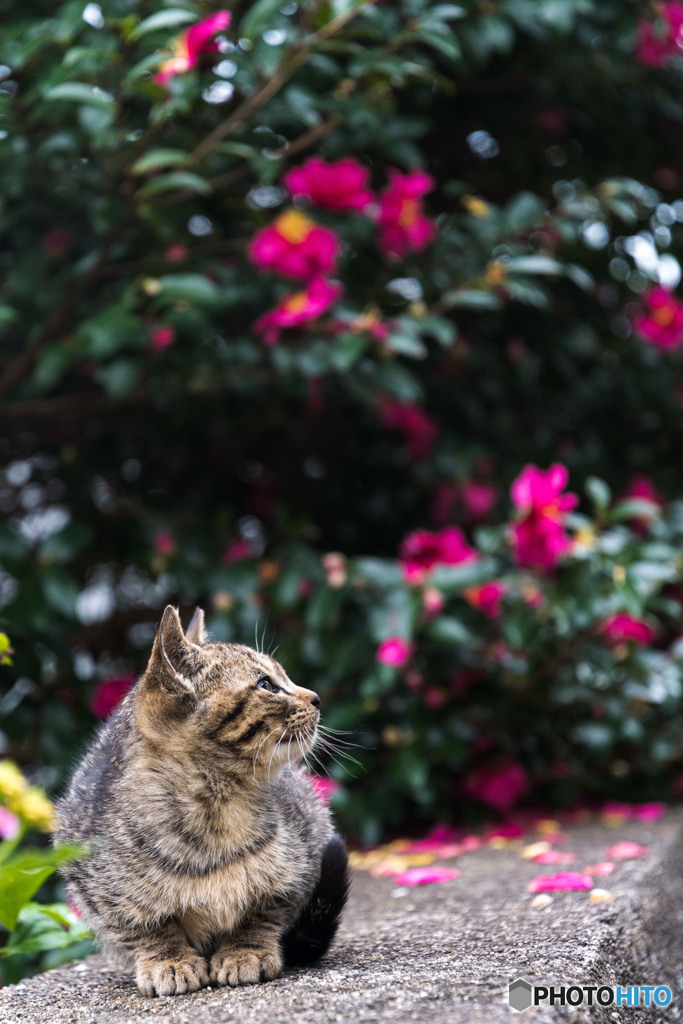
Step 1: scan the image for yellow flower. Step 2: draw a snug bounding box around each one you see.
[16,787,56,832]
[462,194,491,218]
[0,633,13,666]
[0,760,28,803]
[484,260,507,286]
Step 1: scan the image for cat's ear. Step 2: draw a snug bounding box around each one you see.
[185,607,206,646]
[147,605,197,695]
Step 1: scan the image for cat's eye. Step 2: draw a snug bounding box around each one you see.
[256,676,281,694]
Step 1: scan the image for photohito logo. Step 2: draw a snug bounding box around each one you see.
[508,979,672,1012]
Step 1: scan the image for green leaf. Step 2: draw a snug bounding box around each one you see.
[0,868,55,931]
[429,559,497,591]
[132,149,192,175]
[156,274,221,304]
[1,902,92,958]
[609,500,660,523]
[441,289,502,311]
[585,476,611,511]
[136,172,212,199]
[241,0,284,40]
[45,83,115,108]
[128,9,197,41]
[427,616,471,644]
[0,844,85,931]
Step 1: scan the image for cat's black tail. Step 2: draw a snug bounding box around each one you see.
[282,833,350,966]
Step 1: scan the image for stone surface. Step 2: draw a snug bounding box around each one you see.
[2,815,683,1023]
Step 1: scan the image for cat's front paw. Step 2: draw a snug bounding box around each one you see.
[136,954,210,997]
[209,946,282,987]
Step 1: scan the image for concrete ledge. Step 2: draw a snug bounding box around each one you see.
[2,814,682,1024]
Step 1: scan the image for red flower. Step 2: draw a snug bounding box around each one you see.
[154,11,232,86]
[376,637,412,667]
[41,228,71,257]
[154,530,176,556]
[601,613,655,646]
[464,581,506,618]
[510,463,577,570]
[283,157,373,211]
[400,526,476,585]
[380,399,438,460]
[249,210,340,281]
[222,538,253,564]
[636,3,683,67]
[254,278,342,346]
[465,761,529,812]
[91,675,135,717]
[633,286,683,350]
[150,325,176,351]
[377,169,436,259]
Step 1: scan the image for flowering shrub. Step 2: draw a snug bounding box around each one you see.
[3,0,683,856]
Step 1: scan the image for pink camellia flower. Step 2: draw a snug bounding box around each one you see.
[165,244,188,262]
[151,325,176,351]
[464,581,506,618]
[283,157,373,211]
[423,587,445,616]
[400,526,476,585]
[633,285,683,350]
[249,209,340,281]
[380,399,438,460]
[154,530,176,556]
[461,481,499,521]
[377,169,436,259]
[622,474,664,531]
[606,841,648,861]
[254,278,342,346]
[424,687,447,710]
[222,538,253,565]
[42,228,71,257]
[91,674,136,717]
[154,11,232,86]
[376,636,412,668]
[634,802,667,822]
[510,463,578,570]
[393,866,460,886]
[601,613,655,646]
[636,3,683,68]
[529,872,593,893]
[465,762,529,812]
[309,775,341,805]
[487,823,524,840]
[0,806,20,840]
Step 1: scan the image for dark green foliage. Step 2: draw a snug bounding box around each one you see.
[1,0,683,849]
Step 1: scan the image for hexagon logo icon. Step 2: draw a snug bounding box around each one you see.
[509,978,533,1012]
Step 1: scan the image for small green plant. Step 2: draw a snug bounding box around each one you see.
[0,752,93,983]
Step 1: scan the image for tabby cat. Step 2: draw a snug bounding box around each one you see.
[55,606,349,997]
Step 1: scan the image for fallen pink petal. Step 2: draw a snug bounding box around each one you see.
[584,862,615,876]
[606,841,648,861]
[393,866,461,886]
[533,850,577,865]
[529,872,593,893]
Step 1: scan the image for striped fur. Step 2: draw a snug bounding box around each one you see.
[55,606,347,997]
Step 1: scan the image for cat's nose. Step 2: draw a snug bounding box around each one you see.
[310,693,321,710]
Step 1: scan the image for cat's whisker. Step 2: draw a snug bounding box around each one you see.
[252,726,281,780]
[316,737,364,771]
[268,728,287,781]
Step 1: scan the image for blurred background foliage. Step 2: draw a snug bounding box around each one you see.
[1,0,683,864]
